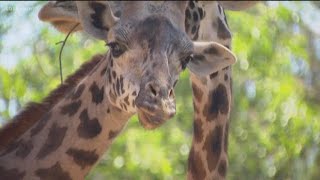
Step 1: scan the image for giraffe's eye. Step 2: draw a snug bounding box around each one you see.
[107,42,126,58]
[181,54,193,70]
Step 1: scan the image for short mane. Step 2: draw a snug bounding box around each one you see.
[0,54,105,150]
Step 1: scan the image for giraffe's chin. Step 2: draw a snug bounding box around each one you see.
[137,110,165,130]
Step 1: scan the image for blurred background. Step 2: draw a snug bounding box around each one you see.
[1,1,320,180]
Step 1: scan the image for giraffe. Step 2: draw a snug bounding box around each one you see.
[184,1,258,180]
[0,1,237,179]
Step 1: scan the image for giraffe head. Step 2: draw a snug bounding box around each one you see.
[38,1,236,129]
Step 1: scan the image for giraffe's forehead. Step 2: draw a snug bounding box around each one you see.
[110,16,193,58]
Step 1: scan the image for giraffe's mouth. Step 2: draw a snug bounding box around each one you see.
[137,109,168,130]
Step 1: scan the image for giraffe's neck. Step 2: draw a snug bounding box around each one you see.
[0,54,132,179]
[186,2,232,179]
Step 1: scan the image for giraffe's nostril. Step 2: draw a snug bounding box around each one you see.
[169,89,174,98]
[148,83,157,96]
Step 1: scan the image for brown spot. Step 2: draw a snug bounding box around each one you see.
[217,18,231,39]
[224,73,228,81]
[188,147,206,180]
[35,162,71,180]
[132,100,136,108]
[116,78,120,95]
[66,148,99,169]
[110,59,114,67]
[193,11,199,21]
[109,90,117,103]
[191,82,203,102]
[30,112,52,137]
[122,103,127,111]
[120,76,125,94]
[112,71,116,79]
[185,8,191,20]
[191,25,197,34]
[203,84,229,121]
[193,118,203,143]
[77,109,102,139]
[0,166,25,180]
[108,69,112,83]
[37,123,67,159]
[89,82,104,104]
[124,95,130,106]
[0,54,103,151]
[218,159,227,177]
[132,91,137,96]
[198,7,204,19]
[69,84,86,100]
[0,140,20,157]
[193,101,199,114]
[108,130,120,139]
[203,125,223,171]
[100,66,108,76]
[15,140,33,159]
[210,71,218,79]
[60,100,82,117]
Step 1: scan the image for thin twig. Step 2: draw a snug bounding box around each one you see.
[56,23,80,84]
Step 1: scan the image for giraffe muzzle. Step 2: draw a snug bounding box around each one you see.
[135,82,176,129]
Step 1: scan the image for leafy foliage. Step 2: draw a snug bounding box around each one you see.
[0,2,320,180]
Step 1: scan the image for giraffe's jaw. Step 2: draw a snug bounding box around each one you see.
[137,109,172,130]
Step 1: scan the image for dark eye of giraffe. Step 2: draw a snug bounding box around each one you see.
[181,54,193,70]
[107,42,126,58]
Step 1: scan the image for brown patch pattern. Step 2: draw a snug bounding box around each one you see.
[218,159,227,177]
[224,73,228,81]
[69,84,86,100]
[0,140,20,157]
[193,118,203,143]
[77,109,102,139]
[203,125,223,171]
[89,82,104,104]
[37,123,67,159]
[30,112,52,137]
[191,82,203,102]
[203,84,229,121]
[60,100,82,117]
[35,162,71,180]
[108,130,120,139]
[15,140,33,159]
[217,17,231,40]
[0,54,103,151]
[66,148,99,169]
[0,166,25,180]
[188,147,206,180]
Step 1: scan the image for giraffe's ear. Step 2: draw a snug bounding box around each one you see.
[38,1,83,34]
[218,1,259,11]
[187,42,236,77]
[76,1,119,40]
